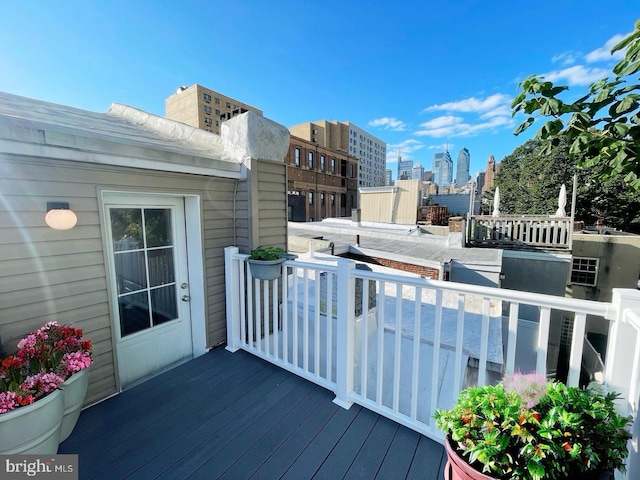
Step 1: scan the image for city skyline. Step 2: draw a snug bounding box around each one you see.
[0,2,636,180]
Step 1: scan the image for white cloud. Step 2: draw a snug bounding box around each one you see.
[552,51,579,66]
[386,138,425,160]
[427,143,454,151]
[423,93,512,114]
[368,116,406,131]
[414,114,513,138]
[585,32,630,63]
[542,65,610,86]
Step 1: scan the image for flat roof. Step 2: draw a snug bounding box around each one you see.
[288,219,502,269]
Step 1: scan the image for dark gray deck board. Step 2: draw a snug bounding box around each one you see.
[375,424,422,479]
[344,415,400,479]
[59,347,446,480]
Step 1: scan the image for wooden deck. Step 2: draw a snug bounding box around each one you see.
[59,347,447,480]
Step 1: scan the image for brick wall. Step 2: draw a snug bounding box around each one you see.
[341,253,439,279]
[448,216,463,233]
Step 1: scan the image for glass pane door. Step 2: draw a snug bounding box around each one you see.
[110,207,178,337]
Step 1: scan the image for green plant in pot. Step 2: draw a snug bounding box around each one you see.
[247,245,288,281]
[434,372,632,480]
[249,245,286,261]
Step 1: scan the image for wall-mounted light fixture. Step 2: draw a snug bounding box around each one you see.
[45,202,77,230]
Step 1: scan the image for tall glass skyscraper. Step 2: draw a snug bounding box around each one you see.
[397,155,413,180]
[432,150,453,188]
[455,148,470,187]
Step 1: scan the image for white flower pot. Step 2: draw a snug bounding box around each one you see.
[248,258,286,281]
[0,389,63,454]
[59,368,89,442]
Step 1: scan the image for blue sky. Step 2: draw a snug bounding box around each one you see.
[0,1,637,180]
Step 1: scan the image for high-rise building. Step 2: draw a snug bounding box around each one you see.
[432,150,453,188]
[482,154,500,193]
[476,171,486,194]
[290,120,387,187]
[384,169,393,186]
[397,155,413,181]
[455,148,471,187]
[423,170,433,182]
[286,136,357,222]
[412,164,424,183]
[165,84,263,135]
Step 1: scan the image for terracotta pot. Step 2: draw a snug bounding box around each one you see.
[444,437,614,480]
[444,437,495,480]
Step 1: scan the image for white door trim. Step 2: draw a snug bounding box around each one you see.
[99,190,206,389]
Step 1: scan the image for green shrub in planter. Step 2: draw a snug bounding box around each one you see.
[434,372,632,480]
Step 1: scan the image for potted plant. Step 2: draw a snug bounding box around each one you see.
[0,321,93,453]
[247,245,288,281]
[434,372,632,480]
[15,321,93,441]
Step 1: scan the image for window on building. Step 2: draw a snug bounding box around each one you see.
[308,151,314,169]
[570,257,599,286]
[203,93,211,102]
[320,155,325,172]
[215,97,220,104]
[308,191,313,205]
[320,193,325,205]
[226,102,231,108]
[215,109,220,115]
[204,105,211,114]
[204,117,212,125]
[331,194,335,205]
[215,120,219,126]
[330,158,335,174]
[294,148,300,166]
[349,164,354,178]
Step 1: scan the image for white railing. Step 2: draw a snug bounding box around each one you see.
[468,215,573,250]
[224,248,640,448]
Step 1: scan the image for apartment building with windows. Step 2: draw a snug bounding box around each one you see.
[290,120,387,188]
[165,84,263,134]
[286,136,358,222]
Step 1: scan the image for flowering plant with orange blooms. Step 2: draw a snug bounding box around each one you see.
[0,322,92,414]
[434,372,632,480]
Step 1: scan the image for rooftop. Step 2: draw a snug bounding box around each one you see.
[288,219,502,270]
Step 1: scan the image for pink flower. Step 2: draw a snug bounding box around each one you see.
[503,371,550,408]
[60,351,92,376]
[0,391,19,413]
[17,333,37,351]
[21,371,64,394]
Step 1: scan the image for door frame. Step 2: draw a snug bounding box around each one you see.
[99,189,206,391]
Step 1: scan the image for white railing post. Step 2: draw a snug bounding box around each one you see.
[333,257,356,409]
[605,289,640,480]
[225,246,242,352]
[606,289,640,410]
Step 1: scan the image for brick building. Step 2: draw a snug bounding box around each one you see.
[286,136,358,222]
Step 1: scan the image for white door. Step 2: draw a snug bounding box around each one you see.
[104,194,193,389]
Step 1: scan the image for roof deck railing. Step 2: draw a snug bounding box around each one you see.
[224,247,640,479]
[467,215,573,250]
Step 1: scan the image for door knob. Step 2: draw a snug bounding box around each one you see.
[182,295,190,302]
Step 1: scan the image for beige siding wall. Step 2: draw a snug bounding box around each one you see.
[0,155,249,405]
[394,180,420,224]
[360,192,393,223]
[360,180,420,224]
[256,160,287,249]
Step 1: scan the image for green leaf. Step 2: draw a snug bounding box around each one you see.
[513,117,535,135]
